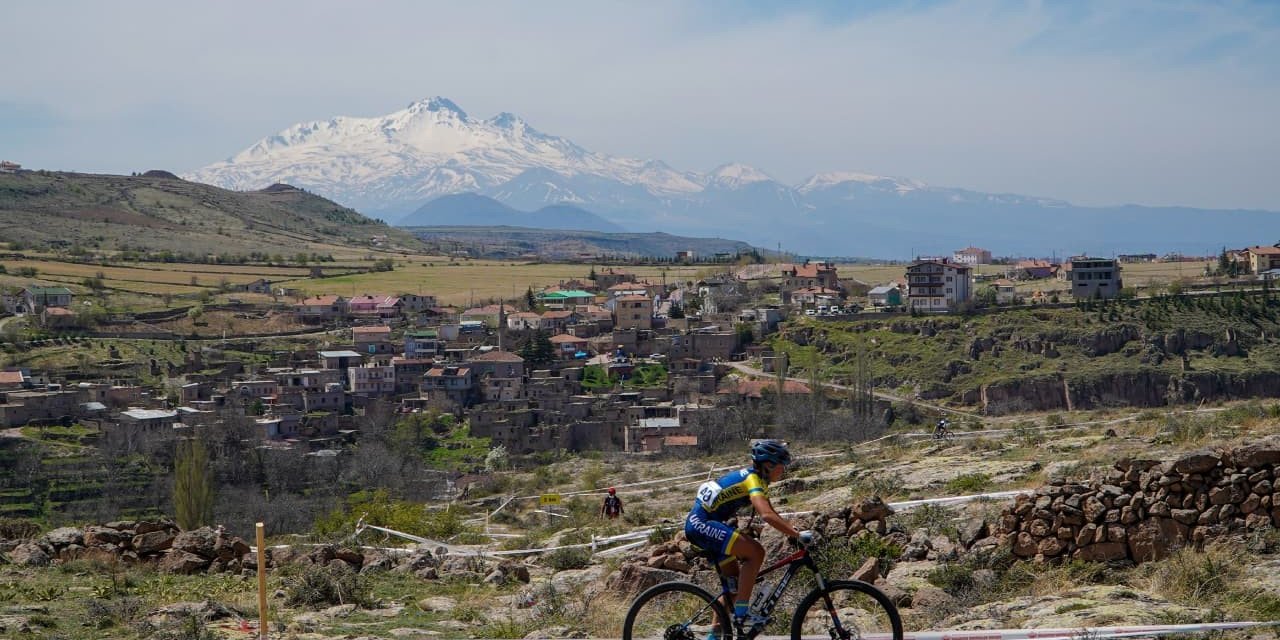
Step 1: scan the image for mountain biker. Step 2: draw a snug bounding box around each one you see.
[601,487,624,519]
[684,439,812,637]
[934,417,950,437]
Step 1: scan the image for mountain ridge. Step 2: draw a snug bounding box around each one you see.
[398,193,624,233]
[186,97,1280,258]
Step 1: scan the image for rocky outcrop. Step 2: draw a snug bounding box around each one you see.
[996,438,1280,564]
[979,369,1280,414]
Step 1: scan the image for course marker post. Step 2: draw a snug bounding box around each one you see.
[256,522,267,639]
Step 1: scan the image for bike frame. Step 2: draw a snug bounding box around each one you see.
[715,544,825,620]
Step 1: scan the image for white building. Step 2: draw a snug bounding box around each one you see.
[906,260,972,312]
[953,247,992,265]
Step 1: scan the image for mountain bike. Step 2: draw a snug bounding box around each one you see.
[622,535,903,640]
[932,420,954,441]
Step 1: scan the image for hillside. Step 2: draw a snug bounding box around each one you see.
[771,291,1280,414]
[5,403,1280,638]
[0,170,424,255]
[404,225,761,259]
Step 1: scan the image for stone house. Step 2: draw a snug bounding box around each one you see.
[614,295,653,331]
[296,295,347,321]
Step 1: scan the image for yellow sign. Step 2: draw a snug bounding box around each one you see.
[539,493,562,506]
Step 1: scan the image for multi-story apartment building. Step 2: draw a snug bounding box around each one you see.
[614,295,653,330]
[1067,257,1123,299]
[348,364,396,396]
[906,259,971,311]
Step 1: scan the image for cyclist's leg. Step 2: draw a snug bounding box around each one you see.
[713,558,740,636]
[730,533,765,617]
[686,512,740,637]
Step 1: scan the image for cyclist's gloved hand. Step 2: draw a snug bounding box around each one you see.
[795,530,819,546]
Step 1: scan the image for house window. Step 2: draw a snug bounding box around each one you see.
[946,276,953,282]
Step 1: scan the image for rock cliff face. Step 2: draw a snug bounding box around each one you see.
[979,370,1280,414]
[997,436,1280,564]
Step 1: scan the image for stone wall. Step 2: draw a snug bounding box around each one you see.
[997,436,1280,563]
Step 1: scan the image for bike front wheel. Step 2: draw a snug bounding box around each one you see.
[790,580,903,640]
[623,581,733,640]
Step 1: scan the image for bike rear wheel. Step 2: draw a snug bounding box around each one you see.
[790,580,903,640]
[623,581,733,640]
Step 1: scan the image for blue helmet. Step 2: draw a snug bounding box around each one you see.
[751,439,791,466]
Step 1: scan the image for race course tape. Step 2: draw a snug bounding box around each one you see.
[849,621,1280,640]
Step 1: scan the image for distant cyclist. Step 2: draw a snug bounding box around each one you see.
[933,418,952,440]
[684,439,813,637]
[601,487,624,520]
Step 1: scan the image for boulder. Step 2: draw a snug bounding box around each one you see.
[910,586,957,610]
[852,496,893,521]
[1074,542,1128,562]
[418,596,456,613]
[171,528,218,559]
[160,550,211,575]
[42,527,83,548]
[134,520,175,535]
[1233,436,1280,468]
[132,531,175,555]
[958,518,989,548]
[82,526,124,547]
[851,557,880,583]
[1172,451,1220,475]
[1127,518,1186,563]
[605,562,684,595]
[9,542,50,566]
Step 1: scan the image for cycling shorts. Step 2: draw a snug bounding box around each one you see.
[684,509,741,567]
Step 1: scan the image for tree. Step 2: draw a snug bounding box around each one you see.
[173,438,214,530]
[668,302,685,319]
[524,287,537,311]
[519,330,555,367]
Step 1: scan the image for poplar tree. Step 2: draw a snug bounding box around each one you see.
[173,438,214,530]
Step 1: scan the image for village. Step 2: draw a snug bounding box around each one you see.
[2,242,1279,471]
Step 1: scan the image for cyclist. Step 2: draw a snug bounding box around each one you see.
[934,418,951,439]
[684,439,811,637]
[601,487,624,520]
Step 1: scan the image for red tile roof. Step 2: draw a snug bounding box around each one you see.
[298,295,342,306]
[470,351,525,362]
[1248,245,1280,256]
[718,379,811,398]
[549,334,587,343]
[0,371,25,384]
[352,326,391,335]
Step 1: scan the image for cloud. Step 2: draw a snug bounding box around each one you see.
[1,0,1277,209]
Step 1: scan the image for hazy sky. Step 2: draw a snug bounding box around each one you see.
[3,0,1278,210]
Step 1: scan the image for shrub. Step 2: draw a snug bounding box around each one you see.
[282,562,373,609]
[945,473,992,494]
[83,596,145,629]
[0,517,41,540]
[543,547,592,571]
[818,531,903,579]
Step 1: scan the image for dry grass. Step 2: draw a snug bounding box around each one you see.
[277,261,706,305]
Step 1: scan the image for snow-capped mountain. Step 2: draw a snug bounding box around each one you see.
[188,97,702,217]
[187,97,1280,258]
